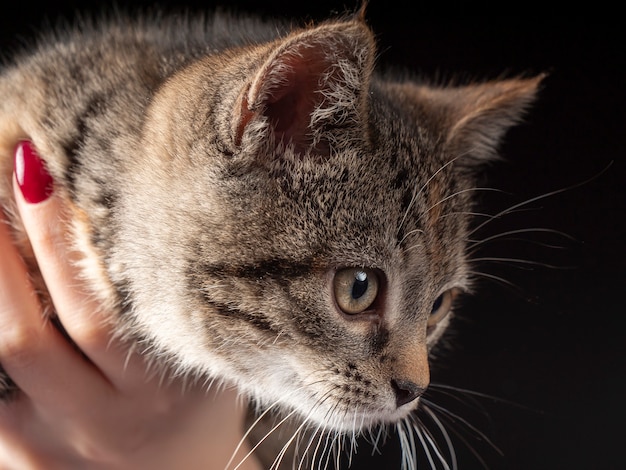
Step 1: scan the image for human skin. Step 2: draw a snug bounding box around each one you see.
[0,141,261,470]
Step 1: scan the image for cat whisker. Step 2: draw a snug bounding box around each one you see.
[425,386,491,422]
[470,256,575,270]
[416,418,452,470]
[311,428,333,470]
[226,400,284,470]
[398,227,425,246]
[467,227,575,250]
[287,390,348,470]
[268,415,312,470]
[397,418,418,470]
[231,406,301,470]
[466,167,608,239]
[468,240,572,257]
[319,403,345,469]
[296,422,325,470]
[410,418,425,470]
[270,384,344,470]
[369,424,387,456]
[271,331,284,345]
[334,433,343,470]
[468,205,545,234]
[425,187,505,216]
[418,403,493,470]
[465,270,521,293]
[320,434,332,470]
[428,383,542,414]
[440,210,494,220]
[414,378,536,470]
[397,156,463,235]
[345,405,365,468]
[420,405,458,470]
[413,424,432,470]
[279,395,331,470]
[421,398,503,457]
[438,211,496,225]
[430,417,489,469]
[402,243,423,254]
[315,428,336,470]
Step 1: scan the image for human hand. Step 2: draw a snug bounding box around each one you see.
[0,141,259,470]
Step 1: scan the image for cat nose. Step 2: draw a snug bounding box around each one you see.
[391,378,425,408]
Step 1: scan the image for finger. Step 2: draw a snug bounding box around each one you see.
[0,211,108,411]
[12,141,153,392]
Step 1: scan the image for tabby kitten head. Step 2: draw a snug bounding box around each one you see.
[105,15,540,432]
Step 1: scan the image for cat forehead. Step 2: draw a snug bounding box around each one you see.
[213,149,455,267]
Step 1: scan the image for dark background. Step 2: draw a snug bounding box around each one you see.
[2,3,624,469]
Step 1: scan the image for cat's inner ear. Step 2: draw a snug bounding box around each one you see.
[233,20,375,156]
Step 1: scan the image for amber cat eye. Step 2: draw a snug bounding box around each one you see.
[428,289,457,327]
[333,267,379,314]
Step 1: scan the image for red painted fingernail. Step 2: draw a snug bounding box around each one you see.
[14,140,54,204]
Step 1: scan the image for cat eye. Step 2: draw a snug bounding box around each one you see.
[428,289,457,327]
[333,268,380,315]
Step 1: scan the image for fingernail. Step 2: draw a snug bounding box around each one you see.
[14,140,54,204]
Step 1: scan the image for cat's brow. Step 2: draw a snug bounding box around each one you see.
[197,257,319,280]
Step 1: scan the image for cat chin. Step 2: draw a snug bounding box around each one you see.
[296,402,420,434]
[329,406,420,434]
[249,387,419,434]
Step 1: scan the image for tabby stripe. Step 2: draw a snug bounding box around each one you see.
[198,257,317,280]
[61,92,108,195]
[205,299,279,334]
[112,278,135,314]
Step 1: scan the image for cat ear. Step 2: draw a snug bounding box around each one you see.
[415,75,545,163]
[233,19,375,156]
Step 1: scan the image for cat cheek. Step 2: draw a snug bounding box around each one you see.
[14,140,54,204]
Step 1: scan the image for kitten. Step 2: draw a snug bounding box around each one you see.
[0,7,542,468]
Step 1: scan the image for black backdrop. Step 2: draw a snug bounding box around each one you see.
[1,3,624,469]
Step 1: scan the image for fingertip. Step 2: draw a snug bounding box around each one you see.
[13,140,54,205]
[12,139,62,237]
